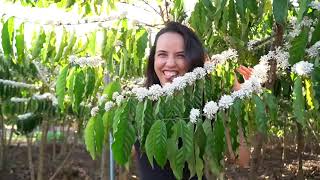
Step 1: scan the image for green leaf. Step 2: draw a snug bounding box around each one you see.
[56,65,69,111]
[193,79,204,109]
[263,91,278,122]
[72,69,86,113]
[235,0,246,21]
[103,79,121,99]
[253,95,268,134]
[311,66,320,106]
[102,109,115,135]
[305,78,317,110]
[63,31,77,59]
[135,101,146,141]
[94,114,105,155]
[84,68,96,98]
[112,103,136,165]
[293,76,306,127]
[145,120,167,168]
[288,27,309,65]
[54,27,68,62]
[297,0,311,22]
[88,31,97,56]
[31,27,46,59]
[1,17,14,58]
[310,20,320,45]
[195,144,204,180]
[15,22,25,64]
[84,117,97,159]
[140,100,155,147]
[273,0,288,25]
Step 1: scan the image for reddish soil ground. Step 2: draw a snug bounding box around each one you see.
[0,141,319,180]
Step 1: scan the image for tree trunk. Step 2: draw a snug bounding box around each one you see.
[296,122,304,180]
[222,111,236,161]
[52,123,56,161]
[27,134,36,180]
[249,132,265,180]
[0,115,6,171]
[100,138,109,180]
[60,121,71,157]
[37,120,49,180]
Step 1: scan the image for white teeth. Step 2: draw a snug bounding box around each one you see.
[163,71,178,80]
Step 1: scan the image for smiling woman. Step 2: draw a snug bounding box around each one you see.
[136,22,207,180]
[145,22,205,87]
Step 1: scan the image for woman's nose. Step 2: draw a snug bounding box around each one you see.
[165,55,176,67]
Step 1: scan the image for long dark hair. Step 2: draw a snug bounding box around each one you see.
[145,22,205,87]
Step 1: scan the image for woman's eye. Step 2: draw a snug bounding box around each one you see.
[158,53,167,57]
[177,54,185,58]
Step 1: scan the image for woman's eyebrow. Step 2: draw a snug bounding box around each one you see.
[176,51,185,54]
[156,50,167,53]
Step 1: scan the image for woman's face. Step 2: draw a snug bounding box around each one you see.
[154,32,189,86]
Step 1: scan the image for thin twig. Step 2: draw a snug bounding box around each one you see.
[49,144,75,180]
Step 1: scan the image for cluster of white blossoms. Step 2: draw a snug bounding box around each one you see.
[10,97,30,103]
[306,41,320,58]
[0,79,40,89]
[211,49,238,65]
[247,39,259,51]
[292,61,314,76]
[32,93,58,106]
[104,101,115,112]
[310,1,320,11]
[288,16,315,39]
[203,101,219,120]
[189,108,200,123]
[91,106,100,116]
[17,112,33,120]
[69,56,104,68]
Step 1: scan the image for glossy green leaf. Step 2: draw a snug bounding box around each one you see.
[1,17,14,58]
[288,27,309,65]
[112,104,136,165]
[94,114,105,155]
[103,79,121,99]
[84,117,97,159]
[145,120,167,168]
[273,0,288,25]
[73,69,86,113]
[297,0,311,22]
[56,65,69,111]
[31,27,46,59]
[84,68,96,98]
[15,23,25,64]
[253,95,268,134]
[293,76,306,127]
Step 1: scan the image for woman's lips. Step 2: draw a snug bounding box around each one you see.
[163,70,178,81]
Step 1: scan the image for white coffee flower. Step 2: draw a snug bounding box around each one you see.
[275,48,290,70]
[10,97,30,103]
[132,87,149,101]
[172,76,187,90]
[310,1,320,11]
[17,113,33,120]
[247,40,259,51]
[292,61,314,76]
[116,95,124,106]
[112,92,120,100]
[204,63,215,73]
[189,108,200,124]
[148,84,163,101]
[98,94,107,105]
[91,106,99,116]
[203,101,219,120]
[183,72,197,85]
[218,95,234,109]
[193,67,207,79]
[104,101,114,112]
[306,41,320,58]
[0,79,39,89]
[163,83,175,96]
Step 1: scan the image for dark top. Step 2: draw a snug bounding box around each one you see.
[135,143,205,180]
